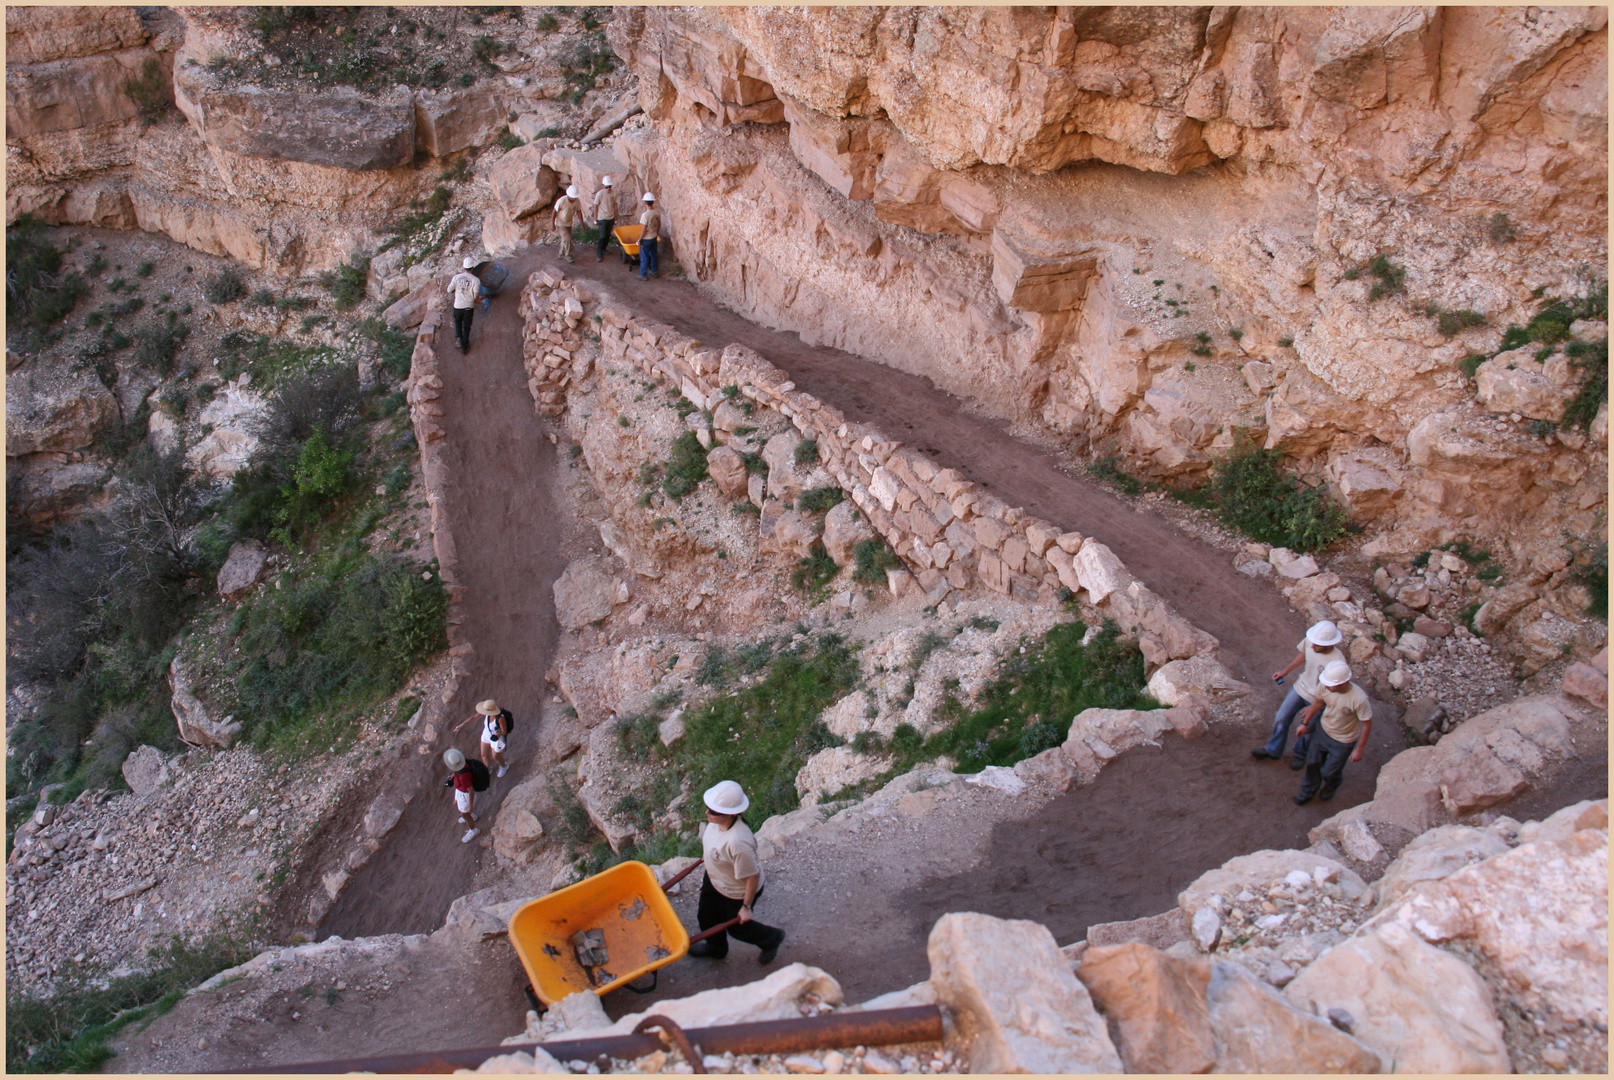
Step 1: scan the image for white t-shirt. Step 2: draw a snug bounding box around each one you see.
[701,819,763,900]
[1294,640,1345,701]
[449,272,479,310]
[1314,682,1373,744]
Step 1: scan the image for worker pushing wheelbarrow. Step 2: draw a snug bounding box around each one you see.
[471,259,509,314]
[509,781,785,1009]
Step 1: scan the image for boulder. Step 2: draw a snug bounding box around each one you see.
[1284,922,1510,1073]
[1371,825,1510,912]
[492,775,556,864]
[362,789,407,839]
[6,6,149,65]
[553,558,615,630]
[5,363,120,456]
[1269,549,1320,579]
[1083,908,1190,952]
[382,278,437,329]
[482,207,546,256]
[762,431,812,502]
[1146,655,1254,705]
[175,71,415,171]
[414,84,505,158]
[1071,540,1133,604]
[1516,797,1608,846]
[794,746,886,805]
[4,47,158,137]
[169,657,240,749]
[605,963,842,1035]
[1368,827,1608,1029]
[1472,582,1537,637]
[818,690,871,740]
[706,444,750,498]
[1559,661,1607,709]
[1063,707,1174,766]
[763,509,822,560]
[1074,943,1215,1074]
[1205,960,1382,1074]
[473,1049,570,1074]
[1394,630,1431,663]
[1475,350,1570,421]
[927,912,1121,1074]
[119,745,170,796]
[576,777,636,853]
[754,804,825,860]
[216,540,269,601]
[1179,850,1368,934]
[6,456,112,522]
[821,500,874,566]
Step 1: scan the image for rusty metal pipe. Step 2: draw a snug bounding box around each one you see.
[231,1004,944,1074]
[659,857,704,892]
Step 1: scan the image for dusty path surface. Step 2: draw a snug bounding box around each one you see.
[319,249,570,941]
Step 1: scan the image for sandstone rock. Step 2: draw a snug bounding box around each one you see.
[755,804,824,860]
[657,712,684,747]
[5,363,120,456]
[1326,450,1405,519]
[169,657,240,749]
[821,500,874,566]
[1472,582,1538,637]
[1411,616,1451,639]
[175,72,415,171]
[1205,960,1383,1074]
[473,1048,570,1074]
[606,963,843,1035]
[1559,661,1607,708]
[482,207,546,256]
[216,540,269,601]
[706,444,749,497]
[1163,695,1210,740]
[1284,922,1510,1073]
[5,47,158,138]
[553,558,616,630]
[794,746,886,805]
[1146,656,1253,706]
[1075,943,1215,1074]
[489,143,562,220]
[1063,707,1174,766]
[577,778,636,853]
[414,84,504,158]
[1517,797,1607,845]
[1372,825,1510,912]
[1270,550,1320,579]
[1071,540,1132,603]
[1368,827,1608,1029]
[1475,350,1570,422]
[6,6,148,64]
[6,456,112,523]
[362,790,407,839]
[818,690,871,740]
[120,746,170,796]
[1191,906,1222,951]
[1180,850,1368,930]
[1394,631,1431,663]
[927,912,1121,1074]
[382,278,437,329]
[765,509,822,560]
[762,431,811,502]
[1084,908,1190,952]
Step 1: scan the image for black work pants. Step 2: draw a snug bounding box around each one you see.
[1298,730,1354,799]
[595,219,614,259]
[452,306,474,350]
[697,874,783,958]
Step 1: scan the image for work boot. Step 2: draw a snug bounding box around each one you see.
[758,930,785,966]
[1251,748,1273,761]
[1291,793,1313,806]
[687,940,724,960]
[1288,758,1305,770]
[1318,784,1339,801]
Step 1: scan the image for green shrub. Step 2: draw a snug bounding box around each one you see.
[318,256,370,312]
[132,322,189,375]
[1562,337,1608,430]
[203,267,245,304]
[660,431,708,500]
[1459,354,1487,379]
[251,288,276,306]
[357,317,414,379]
[852,538,901,585]
[119,56,170,123]
[1486,212,1516,244]
[1437,309,1486,337]
[1089,455,1142,496]
[1208,443,1350,552]
[795,486,844,514]
[6,216,89,331]
[791,543,840,597]
[499,131,524,150]
[794,438,819,467]
[1366,254,1406,301]
[1567,528,1607,620]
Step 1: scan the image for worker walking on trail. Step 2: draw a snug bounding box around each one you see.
[454,699,512,778]
[448,256,480,354]
[553,185,583,263]
[443,748,487,843]
[1290,661,1373,806]
[1252,620,1345,769]
[592,176,617,262]
[689,781,785,965]
[636,192,661,280]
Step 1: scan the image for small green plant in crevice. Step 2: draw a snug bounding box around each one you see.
[132,321,190,375]
[1207,442,1350,553]
[852,538,902,585]
[794,438,819,467]
[1561,336,1608,431]
[1486,212,1517,245]
[1089,455,1143,496]
[1565,522,1607,621]
[318,256,370,312]
[499,131,525,150]
[660,430,708,500]
[7,216,90,334]
[791,543,840,598]
[120,56,170,123]
[1277,336,1294,348]
[203,267,246,304]
[1365,254,1406,301]
[1435,308,1486,338]
[696,639,777,689]
[1459,354,1488,380]
[795,486,844,515]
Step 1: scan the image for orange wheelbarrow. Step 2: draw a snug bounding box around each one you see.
[612,223,644,259]
[508,859,733,1010]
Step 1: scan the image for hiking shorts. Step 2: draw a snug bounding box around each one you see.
[455,790,473,814]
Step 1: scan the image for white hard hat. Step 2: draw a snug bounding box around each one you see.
[601,175,613,186]
[463,256,476,269]
[642,192,655,202]
[443,748,466,770]
[566,184,579,198]
[1321,660,1352,687]
[703,780,748,815]
[1307,621,1343,647]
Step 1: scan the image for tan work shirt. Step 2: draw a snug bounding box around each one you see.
[592,187,616,221]
[701,819,763,900]
[639,207,661,241]
[1313,682,1372,744]
[553,196,582,227]
[448,272,479,310]
[1294,640,1344,702]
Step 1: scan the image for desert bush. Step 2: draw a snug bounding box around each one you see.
[795,486,844,514]
[1486,212,1516,245]
[794,438,819,467]
[7,216,89,331]
[202,267,245,304]
[791,543,839,597]
[852,538,902,585]
[1562,336,1608,430]
[1209,444,1350,552]
[132,322,189,375]
[1437,309,1486,337]
[660,431,708,500]
[1088,455,1143,495]
[318,256,370,311]
[119,56,170,123]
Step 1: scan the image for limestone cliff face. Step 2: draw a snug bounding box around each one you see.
[605,6,1608,554]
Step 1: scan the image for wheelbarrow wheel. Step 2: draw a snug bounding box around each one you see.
[625,971,658,994]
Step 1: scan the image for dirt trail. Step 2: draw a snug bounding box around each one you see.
[319,249,569,941]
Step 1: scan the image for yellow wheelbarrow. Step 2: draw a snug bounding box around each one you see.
[612,223,644,259]
[509,859,734,1009]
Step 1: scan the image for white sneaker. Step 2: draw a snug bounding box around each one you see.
[461,827,480,844]
[496,765,508,778]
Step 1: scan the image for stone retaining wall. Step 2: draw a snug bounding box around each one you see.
[518,269,1227,679]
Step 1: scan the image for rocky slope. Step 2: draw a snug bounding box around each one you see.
[600,7,1607,567]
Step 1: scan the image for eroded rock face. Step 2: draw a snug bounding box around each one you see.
[6,6,149,65]
[1075,943,1215,1074]
[5,363,120,456]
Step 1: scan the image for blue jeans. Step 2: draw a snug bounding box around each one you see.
[638,237,658,278]
[1298,730,1354,799]
[1263,687,1313,762]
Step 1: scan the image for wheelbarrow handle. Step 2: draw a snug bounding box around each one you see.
[660,858,703,892]
[688,917,742,945]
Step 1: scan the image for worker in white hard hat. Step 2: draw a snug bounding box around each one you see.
[553,183,584,263]
[689,781,785,965]
[1290,660,1373,806]
[447,256,481,354]
[1252,620,1345,768]
[591,175,617,263]
[636,192,661,281]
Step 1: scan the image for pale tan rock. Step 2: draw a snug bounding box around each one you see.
[1517,797,1608,846]
[1560,661,1607,709]
[216,540,269,601]
[414,83,504,158]
[605,964,843,1035]
[6,6,148,65]
[552,557,616,630]
[169,657,241,749]
[1075,942,1215,1074]
[927,912,1122,1074]
[5,363,120,455]
[1206,960,1382,1074]
[706,444,750,498]
[5,48,159,138]
[1071,540,1132,604]
[1475,350,1570,422]
[473,1048,570,1074]
[120,746,171,796]
[794,746,887,805]
[483,207,545,256]
[818,690,872,740]
[1372,825,1510,912]
[821,500,874,566]
[489,143,561,220]
[1146,656,1254,706]
[1179,850,1368,931]
[1285,922,1510,1073]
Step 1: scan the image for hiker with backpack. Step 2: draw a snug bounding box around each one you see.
[454,699,514,778]
[443,748,489,843]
